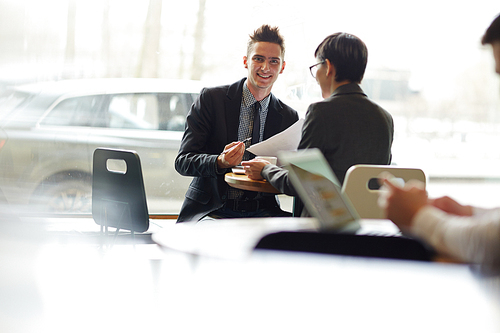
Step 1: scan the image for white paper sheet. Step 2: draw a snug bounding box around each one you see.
[247,118,304,157]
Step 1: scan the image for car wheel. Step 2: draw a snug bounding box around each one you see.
[32,177,92,213]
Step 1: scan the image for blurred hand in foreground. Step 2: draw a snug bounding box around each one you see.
[429,196,473,216]
[378,174,428,230]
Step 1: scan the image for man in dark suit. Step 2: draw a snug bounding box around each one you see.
[242,32,393,215]
[175,25,299,223]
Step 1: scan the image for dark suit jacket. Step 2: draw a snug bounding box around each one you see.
[175,78,299,222]
[262,83,393,201]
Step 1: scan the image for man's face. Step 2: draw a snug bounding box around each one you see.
[243,41,285,97]
[492,41,500,75]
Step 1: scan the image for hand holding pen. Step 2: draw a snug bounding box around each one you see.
[221,137,252,154]
[217,138,250,169]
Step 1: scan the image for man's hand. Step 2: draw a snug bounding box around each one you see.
[217,142,245,169]
[429,196,473,216]
[378,177,428,230]
[241,158,270,180]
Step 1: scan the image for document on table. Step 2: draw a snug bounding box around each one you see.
[247,118,304,158]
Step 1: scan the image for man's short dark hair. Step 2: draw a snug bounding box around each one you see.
[247,24,285,60]
[482,14,500,45]
[314,33,368,83]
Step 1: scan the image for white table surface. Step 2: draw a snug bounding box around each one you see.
[3,216,499,333]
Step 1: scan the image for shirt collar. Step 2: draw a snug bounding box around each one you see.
[242,79,271,110]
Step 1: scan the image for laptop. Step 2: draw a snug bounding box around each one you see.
[278,149,400,236]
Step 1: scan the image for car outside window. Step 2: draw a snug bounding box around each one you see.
[0,84,198,215]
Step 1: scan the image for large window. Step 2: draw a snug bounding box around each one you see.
[0,0,499,214]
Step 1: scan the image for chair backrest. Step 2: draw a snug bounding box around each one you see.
[92,148,149,232]
[341,164,426,219]
[255,231,433,262]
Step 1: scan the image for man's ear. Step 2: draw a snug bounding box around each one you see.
[243,56,248,69]
[279,60,286,74]
[325,59,335,77]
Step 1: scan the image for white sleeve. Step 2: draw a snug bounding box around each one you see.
[411,206,500,265]
[471,206,500,217]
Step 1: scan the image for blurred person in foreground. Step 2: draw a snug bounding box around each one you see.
[175,24,299,222]
[379,14,500,266]
[242,32,393,215]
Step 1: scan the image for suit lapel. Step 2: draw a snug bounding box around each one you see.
[225,79,245,142]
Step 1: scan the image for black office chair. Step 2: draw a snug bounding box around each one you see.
[92,148,149,234]
[254,231,433,261]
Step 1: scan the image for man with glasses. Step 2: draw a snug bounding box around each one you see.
[175,24,299,222]
[243,33,393,215]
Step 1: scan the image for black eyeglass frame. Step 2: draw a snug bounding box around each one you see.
[309,60,325,78]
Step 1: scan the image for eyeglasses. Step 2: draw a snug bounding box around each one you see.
[309,61,325,78]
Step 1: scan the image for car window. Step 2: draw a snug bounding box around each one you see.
[36,92,193,131]
[158,93,191,131]
[40,95,102,126]
[105,92,191,131]
[108,93,159,130]
[0,91,33,121]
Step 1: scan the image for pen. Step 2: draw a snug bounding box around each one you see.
[222,137,252,154]
[242,137,252,146]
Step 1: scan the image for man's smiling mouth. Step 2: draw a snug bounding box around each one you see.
[257,73,271,79]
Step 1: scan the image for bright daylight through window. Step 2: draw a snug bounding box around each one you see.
[0,0,499,215]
